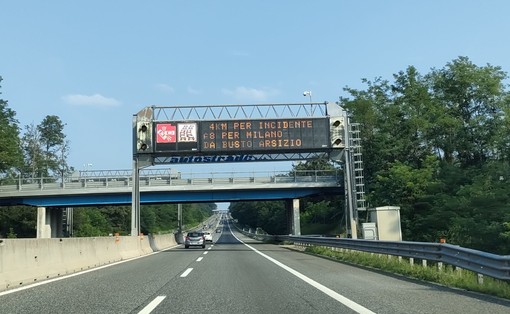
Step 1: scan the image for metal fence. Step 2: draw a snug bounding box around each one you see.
[0,169,341,194]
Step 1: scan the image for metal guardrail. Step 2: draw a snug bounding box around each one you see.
[279,236,510,281]
[236,227,510,281]
[0,169,341,194]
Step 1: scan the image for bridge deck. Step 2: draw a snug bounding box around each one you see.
[0,170,342,206]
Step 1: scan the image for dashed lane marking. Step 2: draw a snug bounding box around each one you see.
[180,268,193,277]
[138,296,166,314]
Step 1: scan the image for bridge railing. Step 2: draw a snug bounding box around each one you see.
[0,169,341,193]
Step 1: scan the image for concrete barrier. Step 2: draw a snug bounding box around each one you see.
[0,235,153,292]
[150,233,178,251]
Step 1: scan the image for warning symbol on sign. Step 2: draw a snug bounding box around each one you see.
[156,123,176,143]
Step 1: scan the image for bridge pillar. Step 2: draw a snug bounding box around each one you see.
[286,199,301,236]
[37,207,51,238]
[36,207,64,238]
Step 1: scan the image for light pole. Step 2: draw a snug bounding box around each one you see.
[303,90,312,102]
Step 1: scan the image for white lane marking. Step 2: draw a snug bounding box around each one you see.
[138,296,166,314]
[230,229,376,314]
[180,268,193,277]
[196,257,204,262]
[203,251,208,255]
[0,244,181,297]
[207,247,212,250]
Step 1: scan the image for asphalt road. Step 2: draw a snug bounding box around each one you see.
[1,222,509,314]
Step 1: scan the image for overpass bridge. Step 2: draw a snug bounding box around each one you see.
[0,169,342,237]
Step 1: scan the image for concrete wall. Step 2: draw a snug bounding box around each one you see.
[150,233,179,251]
[0,234,177,292]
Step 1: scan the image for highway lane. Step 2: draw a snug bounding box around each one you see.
[1,223,509,314]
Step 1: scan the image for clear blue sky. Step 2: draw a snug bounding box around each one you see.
[1,1,509,182]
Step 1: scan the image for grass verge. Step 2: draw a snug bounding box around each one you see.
[305,246,510,300]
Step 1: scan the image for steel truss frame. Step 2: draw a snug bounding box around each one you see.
[151,102,329,121]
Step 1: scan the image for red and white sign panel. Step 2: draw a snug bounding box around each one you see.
[156,123,176,143]
[154,122,199,152]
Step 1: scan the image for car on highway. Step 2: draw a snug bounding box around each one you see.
[184,231,206,249]
[215,228,222,233]
[203,231,213,242]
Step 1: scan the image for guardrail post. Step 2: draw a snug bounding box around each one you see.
[438,262,443,272]
[409,257,414,267]
[422,260,427,268]
[477,274,484,285]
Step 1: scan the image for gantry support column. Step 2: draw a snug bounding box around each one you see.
[131,157,141,236]
[286,199,301,236]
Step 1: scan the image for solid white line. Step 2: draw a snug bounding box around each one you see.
[196,257,204,262]
[230,229,376,314]
[180,268,193,277]
[138,296,166,314]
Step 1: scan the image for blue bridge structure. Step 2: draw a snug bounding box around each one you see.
[0,168,342,238]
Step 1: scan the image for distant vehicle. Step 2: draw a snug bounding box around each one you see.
[203,231,213,242]
[216,228,222,233]
[185,232,205,249]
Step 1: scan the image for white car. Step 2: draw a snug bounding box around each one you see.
[203,231,213,242]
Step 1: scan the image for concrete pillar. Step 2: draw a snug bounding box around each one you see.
[37,207,64,238]
[286,199,301,236]
[51,208,64,238]
[37,206,51,238]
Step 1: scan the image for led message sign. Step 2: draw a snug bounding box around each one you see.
[153,118,330,154]
[200,118,330,153]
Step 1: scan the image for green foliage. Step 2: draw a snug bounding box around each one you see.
[7,228,17,238]
[0,76,23,173]
[73,208,112,237]
[0,206,36,238]
[21,123,45,177]
[37,115,68,177]
[230,201,287,235]
[341,56,510,254]
[71,203,215,237]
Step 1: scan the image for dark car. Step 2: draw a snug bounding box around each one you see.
[184,231,205,249]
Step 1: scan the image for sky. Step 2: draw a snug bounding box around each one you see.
[1,1,510,211]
